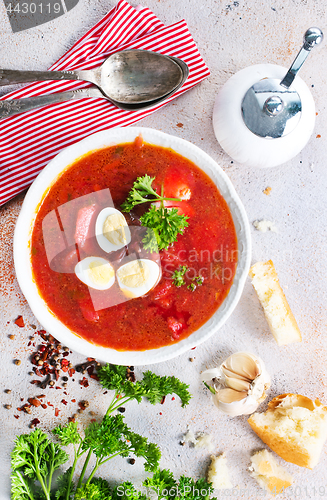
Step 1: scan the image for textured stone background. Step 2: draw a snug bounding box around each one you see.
[1,0,327,498]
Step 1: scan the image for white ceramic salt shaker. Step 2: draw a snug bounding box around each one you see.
[213,28,323,168]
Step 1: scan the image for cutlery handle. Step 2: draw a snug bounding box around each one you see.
[0,69,84,86]
[0,89,104,118]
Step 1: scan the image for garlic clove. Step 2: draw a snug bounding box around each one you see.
[213,393,261,417]
[223,376,252,392]
[216,388,248,404]
[222,352,261,381]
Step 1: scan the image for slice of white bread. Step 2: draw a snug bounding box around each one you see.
[207,453,232,489]
[249,260,302,345]
[249,449,293,494]
[248,394,327,469]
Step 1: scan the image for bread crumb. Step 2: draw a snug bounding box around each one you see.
[249,449,293,494]
[207,453,232,489]
[183,429,214,451]
[263,187,272,195]
[253,220,277,232]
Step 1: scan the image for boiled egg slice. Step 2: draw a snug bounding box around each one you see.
[95,207,131,253]
[75,256,115,290]
[117,259,161,298]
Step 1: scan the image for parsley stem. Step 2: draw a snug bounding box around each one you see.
[77,449,92,489]
[65,443,84,500]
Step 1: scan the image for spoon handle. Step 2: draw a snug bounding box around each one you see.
[0,88,105,119]
[0,68,96,86]
[280,27,323,88]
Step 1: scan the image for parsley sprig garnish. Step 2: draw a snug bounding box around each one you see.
[121,174,182,212]
[11,364,191,500]
[140,206,189,252]
[121,175,189,251]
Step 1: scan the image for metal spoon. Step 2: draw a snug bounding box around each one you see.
[0,50,185,105]
[0,56,189,118]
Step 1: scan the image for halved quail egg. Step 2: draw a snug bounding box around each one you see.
[75,256,115,290]
[95,207,131,253]
[116,259,161,298]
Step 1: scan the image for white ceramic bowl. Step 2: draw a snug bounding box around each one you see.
[14,127,251,365]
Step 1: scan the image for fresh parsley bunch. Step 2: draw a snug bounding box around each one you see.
[121,175,189,251]
[11,364,191,500]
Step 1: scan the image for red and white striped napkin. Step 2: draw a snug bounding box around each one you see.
[0,0,210,207]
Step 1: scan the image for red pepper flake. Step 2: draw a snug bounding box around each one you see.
[55,408,60,417]
[14,415,19,419]
[87,357,95,362]
[62,366,69,373]
[37,394,46,399]
[20,397,24,402]
[61,359,69,366]
[160,396,166,405]
[62,351,69,357]
[34,368,42,377]
[31,418,40,426]
[54,369,59,381]
[30,380,39,385]
[61,399,68,405]
[41,404,47,409]
[90,418,96,423]
[14,315,25,327]
[172,397,175,401]
[47,402,53,407]
[191,347,196,350]
[68,416,76,423]
[103,391,108,395]
[55,386,61,389]
[317,134,321,138]
[28,398,41,407]
[68,368,75,377]
[176,122,183,128]
[90,374,99,381]
[80,377,89,388]
[71,399,76,403]
[27,341,31,347]
[159,412,162,415]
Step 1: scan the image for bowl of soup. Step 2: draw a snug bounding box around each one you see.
[14,127,251,365]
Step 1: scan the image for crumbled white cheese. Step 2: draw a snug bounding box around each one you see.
[253,219,277,233]
[183,429,214,451]
[207,453,232,489]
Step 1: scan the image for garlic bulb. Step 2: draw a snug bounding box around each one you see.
[202,352,271,417]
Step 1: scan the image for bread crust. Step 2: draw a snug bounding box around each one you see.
[248,393,327,469]
[249,260,302,345]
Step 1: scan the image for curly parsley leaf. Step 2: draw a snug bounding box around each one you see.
[11,429,69,500]
[144,469,177,499]
[97,364,191,408]
[141,371,191,407]
[121,175,181,213]
[112,481,147,500]
[75,477,112,500]
[144,471,217,500]
[53,422,82,446]
[140,206,189,251]
[172,266,188,287]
